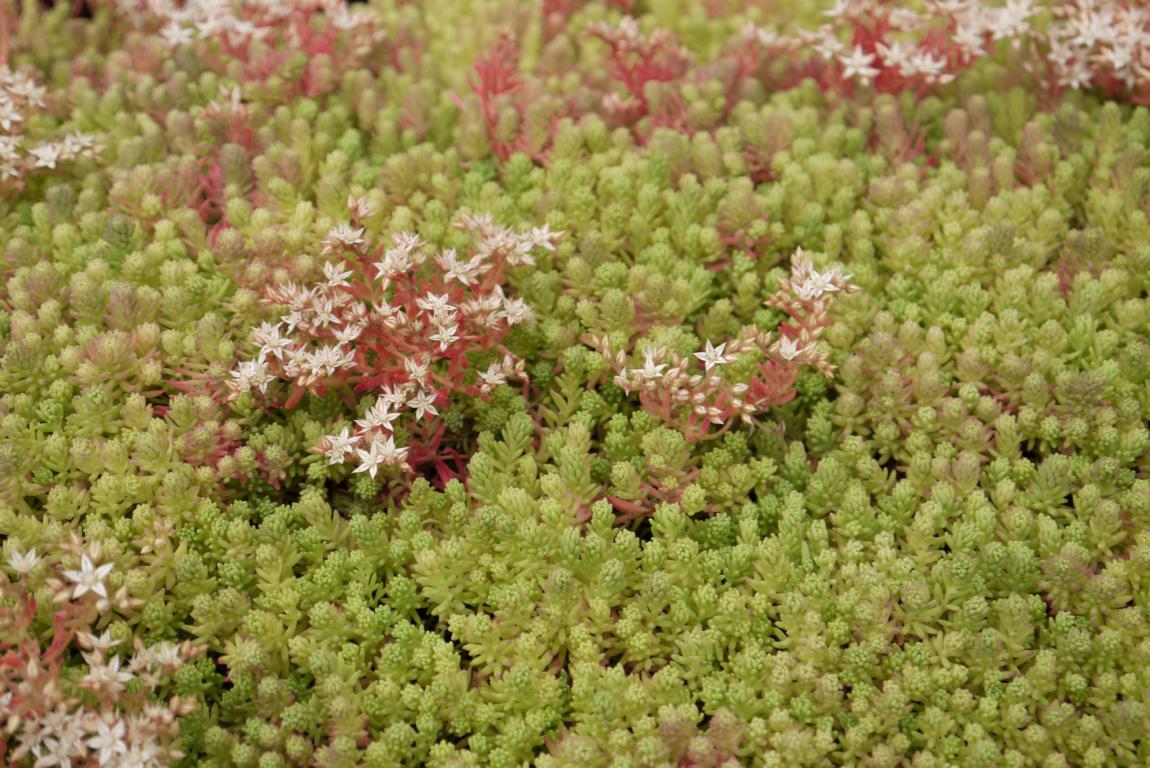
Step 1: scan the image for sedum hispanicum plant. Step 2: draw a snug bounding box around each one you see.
[0,0,1149,766]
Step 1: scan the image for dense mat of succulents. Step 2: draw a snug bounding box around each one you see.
[3,0,1150,765]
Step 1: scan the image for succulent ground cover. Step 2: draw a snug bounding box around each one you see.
[2,0,1150,765]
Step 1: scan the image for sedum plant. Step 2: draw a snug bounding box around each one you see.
[0,0,1149,767]
[595,247,857,443]
[1,537,204,767]
[228,209,561,485]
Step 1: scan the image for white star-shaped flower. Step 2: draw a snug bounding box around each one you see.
[322,224,366,255]
[7,75,46,108]
[355,400,400,433]
[311,296,339,328]
[839,46,880,84]
[429,323,461,351]
[353,435,409,478]
[6,547,40,575]
[82,656,135,693]
[323,260,354,288]
[416,292,454,317]
[614,368,633,393]
[230,359,274,394]
[348,194,375,220]
[0,97,23,131]
[63,554,114,599]
[321,427,360,465]
[776,336,806,362]
[478,363,507,391]
[332,323,364,345]
[456,212,494,234]
[392,231,426,253]
[161,22,195,46]
[500,297,534,326]
[77,629,121,651]
[693,340,734,372]
[406,390,439,421]
[528,224,562,251]
[29,141,62,169]
[87,718,128,766]
[252,322,293,360]
[637,349,667,379]
[403,355,430,385]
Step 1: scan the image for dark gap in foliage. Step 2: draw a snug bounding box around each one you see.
[882,455,903,480]
[213,656,231,685]
[1020,444,1044,466]
[416,462,441,487]
[46,0,94,17]
[455,638,474,670]
[630,514,654,541]
[419,608,441,635]
[424,613,473,668]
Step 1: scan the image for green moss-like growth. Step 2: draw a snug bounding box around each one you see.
[2,1,1150,766]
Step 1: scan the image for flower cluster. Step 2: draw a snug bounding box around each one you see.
[0,68,98,187]
[100,0,382,74]
[595,249,856,441]
[796,0,1150,103]
[796,0,1034,93]
[1043,1,1150,98]
[229,211,562,481]
[1,539,203,767]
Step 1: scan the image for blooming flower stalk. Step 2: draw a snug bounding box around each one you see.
[229,211,562,482]
[1,539,203,767]
[596,248,857,441]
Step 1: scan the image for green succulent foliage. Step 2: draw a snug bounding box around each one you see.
[3,0,1150,767]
